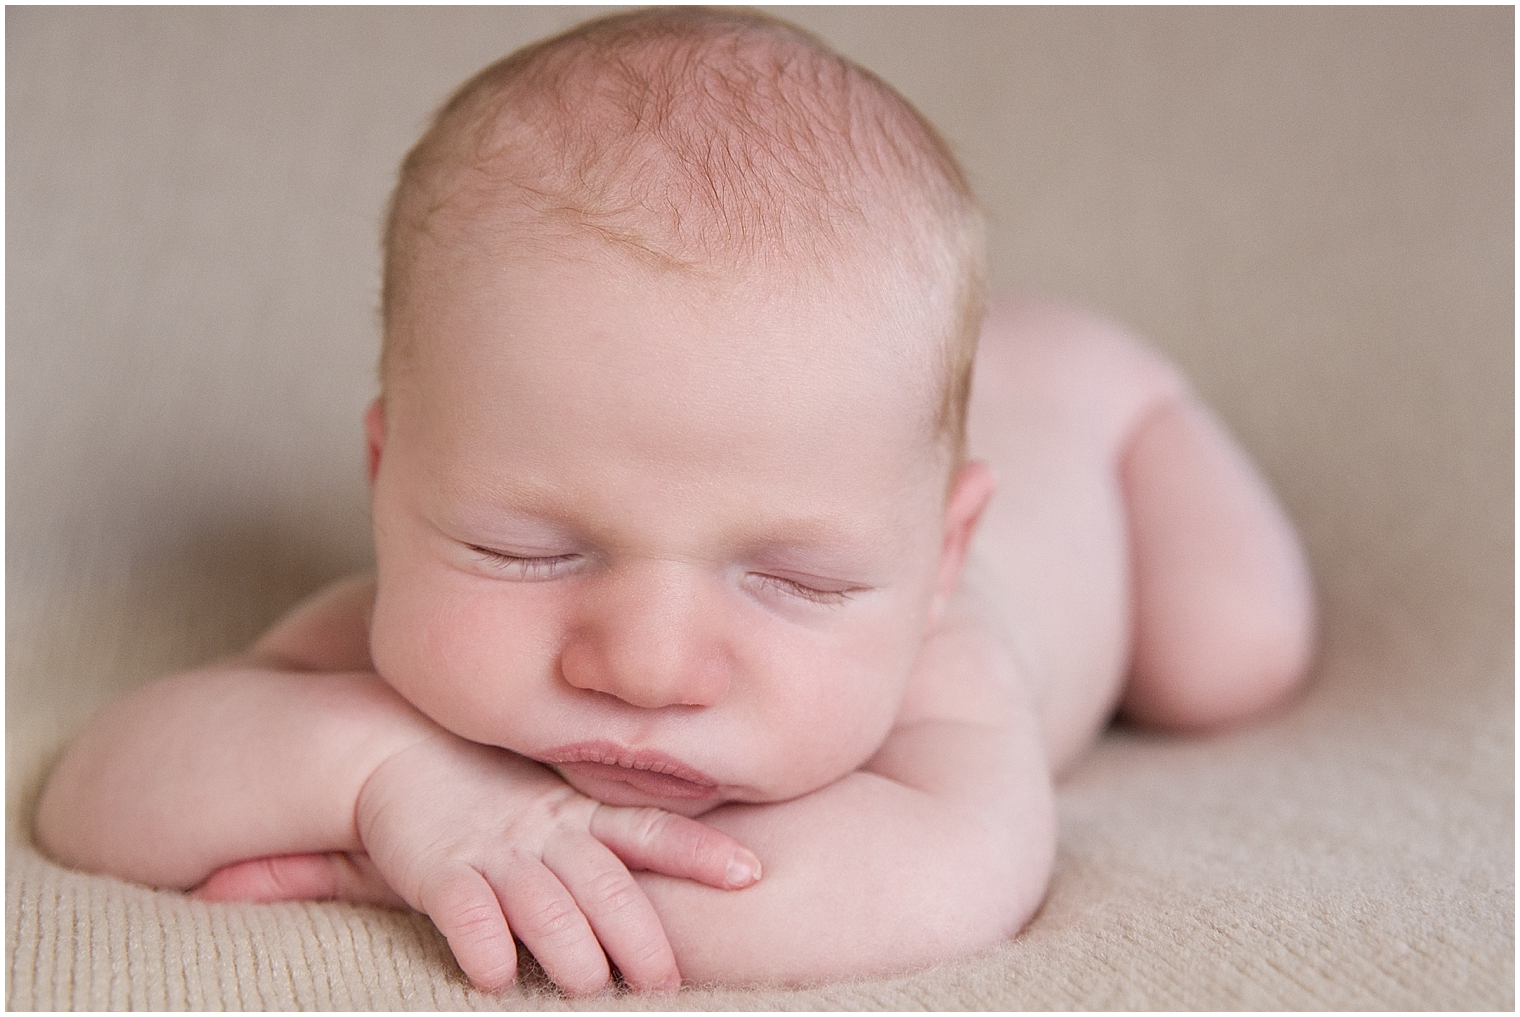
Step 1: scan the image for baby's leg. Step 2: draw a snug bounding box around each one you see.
[965,298,1314,772]
[1117,387,1315,731]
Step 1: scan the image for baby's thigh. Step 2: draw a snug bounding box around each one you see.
[965,297,1180,769]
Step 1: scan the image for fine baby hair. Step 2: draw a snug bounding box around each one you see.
[380,6,986,456]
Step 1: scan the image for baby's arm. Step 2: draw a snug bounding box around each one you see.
[633,603,1056,984]
[232,615,1054,988]
[66,586,1055,989]
[35,578,761,995]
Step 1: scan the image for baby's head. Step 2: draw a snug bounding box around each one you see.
[382,7,985,460]
[366,8,995,813]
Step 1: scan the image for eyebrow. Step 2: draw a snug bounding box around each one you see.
[734,515,909,575]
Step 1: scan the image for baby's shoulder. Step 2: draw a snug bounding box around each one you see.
[245,573,377,674]
[893,603,1033,733]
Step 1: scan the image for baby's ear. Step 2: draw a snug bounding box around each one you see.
[364,398,386,487]
[930,460,997,625]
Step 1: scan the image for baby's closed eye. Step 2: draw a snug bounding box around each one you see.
[464,541,868,609]
[744,572,859,607]
[467,546,582,580]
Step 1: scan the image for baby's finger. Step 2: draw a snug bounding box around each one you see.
[542,834,680,992]
[490,860,611,996]
[193,852,406,907]
[417,865,520,993]
[590,806,761,890]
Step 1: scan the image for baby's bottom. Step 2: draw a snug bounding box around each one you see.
[965,298,1315,773]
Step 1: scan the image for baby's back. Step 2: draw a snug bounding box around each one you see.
[963,296,1312,769]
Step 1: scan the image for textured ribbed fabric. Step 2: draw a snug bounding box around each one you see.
[10,605,1511,1009]
[6,848,495,1010]
[7,6,1513,1010]
[10,653,1514,1011]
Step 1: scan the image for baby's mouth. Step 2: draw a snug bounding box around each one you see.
[539,741,720,801]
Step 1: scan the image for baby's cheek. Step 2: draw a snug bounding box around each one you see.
[369,579,543,746]
[369,588,453,724]
[763,638,913,791]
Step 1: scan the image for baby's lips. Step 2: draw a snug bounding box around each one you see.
[724,849,762,889]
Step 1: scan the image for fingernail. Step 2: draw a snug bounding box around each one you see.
[725,851,761,888]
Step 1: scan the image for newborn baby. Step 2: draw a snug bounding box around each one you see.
[36,8,1315,995]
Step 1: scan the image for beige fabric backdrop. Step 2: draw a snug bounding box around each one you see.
[7,6,1513,1009]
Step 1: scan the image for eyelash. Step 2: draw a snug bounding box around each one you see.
[751,573,854,606]
[468,546,580,580]
[467,546,857,606]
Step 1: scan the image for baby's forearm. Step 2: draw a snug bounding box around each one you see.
[629,606,1055,986]
[639,721,1055,984]
[35,665,437,888]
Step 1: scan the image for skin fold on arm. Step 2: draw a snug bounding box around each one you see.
[35,574,1052,991]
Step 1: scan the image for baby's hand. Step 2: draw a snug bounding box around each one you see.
[203,734,760,995]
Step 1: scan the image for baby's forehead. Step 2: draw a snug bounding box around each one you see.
[422,234,937,402]
[393,237,951,485]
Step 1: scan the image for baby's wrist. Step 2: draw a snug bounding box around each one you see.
[281,671,455,847]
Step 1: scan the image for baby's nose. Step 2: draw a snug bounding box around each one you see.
[559,568,732,709]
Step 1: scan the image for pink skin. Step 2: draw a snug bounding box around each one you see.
[178,285,1314,991]
[544,744,721,803]
[42,229,1005,995]
[36,236,1313,991]
[191,236,996,992]
[366,237,988,818]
